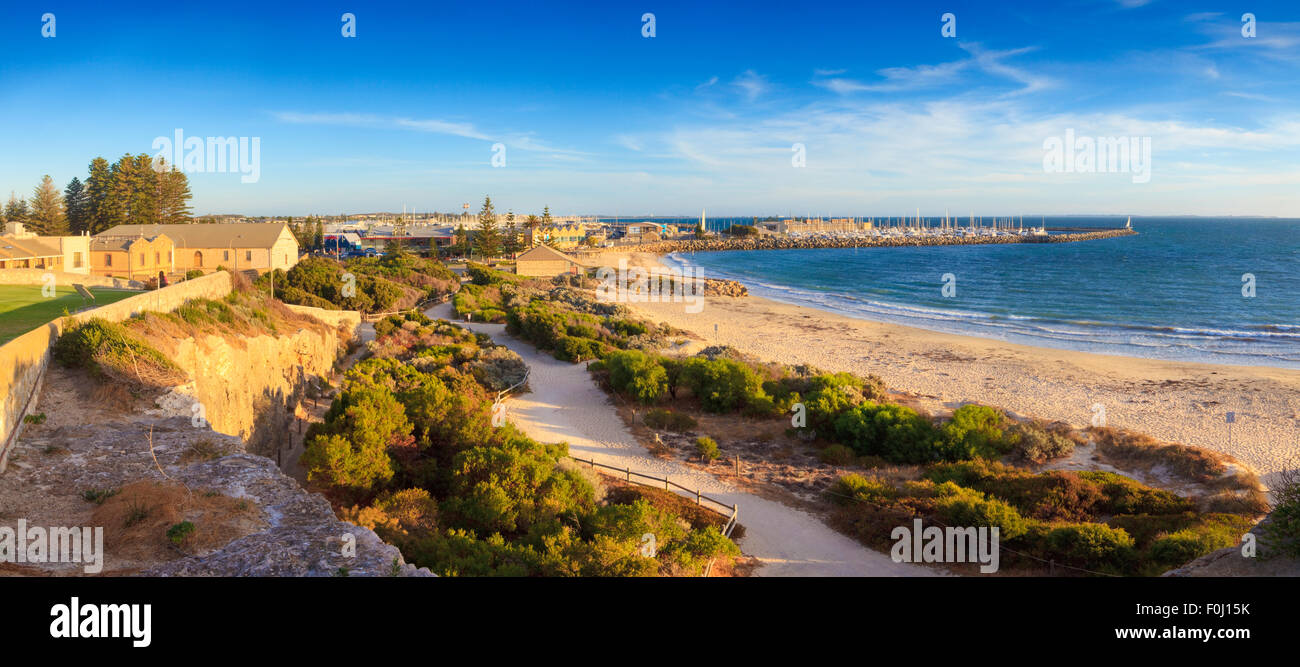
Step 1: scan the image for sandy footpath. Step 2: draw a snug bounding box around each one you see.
[426,302,935,576]
[592,251,1300,486]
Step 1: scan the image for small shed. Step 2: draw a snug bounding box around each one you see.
[515,244,581,277]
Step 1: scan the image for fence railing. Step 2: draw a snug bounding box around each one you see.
[568,455,739,538]
[363,292,452,322]
[496,367,530,403]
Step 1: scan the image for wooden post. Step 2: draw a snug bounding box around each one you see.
[626,467,631,481]
[696,489,701,505]
[734,454,740,478]
[664,476,669,490]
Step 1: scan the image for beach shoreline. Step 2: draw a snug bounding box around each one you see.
[589,250,1300,485]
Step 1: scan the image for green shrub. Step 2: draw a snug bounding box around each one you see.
[167,521,196,546]
[935,490,1031,540]
[1077,471,1193,515]
[660,526,741,575]
[695,436,720,462]
[184,269,205,280]
[679,357,769,413]
[832,401,940,464]
[605,350,667,404]
[554,335,603,362]
[1262,468,1300,559]
[819,443,858,466]
[1042,523,1137,573]
[937,404,1011,460]
[53,318,186,388]
[829,473,896,505]
[642,408,697,432]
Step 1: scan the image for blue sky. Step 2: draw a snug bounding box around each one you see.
[1,0,1297,217]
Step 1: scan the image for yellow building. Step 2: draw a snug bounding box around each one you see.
[95,222,299,275]
[528,224,586,249]
[90,234,174,280]
[0,223,92,274]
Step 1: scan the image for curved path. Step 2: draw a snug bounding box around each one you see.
[427,302,936,576]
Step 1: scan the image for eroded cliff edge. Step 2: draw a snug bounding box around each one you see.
[1,304,429,577]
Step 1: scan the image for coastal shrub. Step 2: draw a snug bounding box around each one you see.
[790,372,881,434]
[819,443,858,466]
[660,525,741,576]
[53,318,186,389]
[301,384,409,501]
[695,436,720,463]
[604,350,667,404]
[554,335,605,362]
[925,461,1191,522]
[832,401,940,464]
[1262,466,1300,559]
[934,487,1031,540]
[184,269,204,280]
[1076,471,1193,515]
[642,408,696,432]
[1010,421,1075,463]
[1090,427,1227,482]
[1041,524,1137,573]
[307,317,740,576]
[829,473,896,505]
[936,404,1011,460]
[679,357,769,414]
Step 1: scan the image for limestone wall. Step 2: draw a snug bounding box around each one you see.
[0,269,143,289]
[0,272,232,471]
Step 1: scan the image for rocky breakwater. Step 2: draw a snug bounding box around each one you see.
[637,228,1137,253]
[702,278,748,297]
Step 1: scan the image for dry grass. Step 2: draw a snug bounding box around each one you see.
[91,481,265,562]
[180,438,229,463]
[1090,426,1234,482]
[91,382,136,412]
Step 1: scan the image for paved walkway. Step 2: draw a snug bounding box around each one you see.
[427,302,936,576]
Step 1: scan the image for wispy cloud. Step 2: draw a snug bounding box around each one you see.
[271,110,585,157]
[814,43,1052,97]
[732,70,770,102]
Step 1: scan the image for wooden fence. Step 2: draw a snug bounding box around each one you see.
[568,455,739,538]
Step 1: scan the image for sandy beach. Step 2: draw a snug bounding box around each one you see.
[593,251,1300,486]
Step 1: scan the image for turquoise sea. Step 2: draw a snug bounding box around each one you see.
[663,217,1300,369]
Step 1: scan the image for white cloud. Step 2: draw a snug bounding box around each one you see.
[732,70,770,102]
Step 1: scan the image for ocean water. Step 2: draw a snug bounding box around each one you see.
[665,217,1300,369]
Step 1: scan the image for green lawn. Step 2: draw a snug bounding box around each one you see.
[0,284,139,344]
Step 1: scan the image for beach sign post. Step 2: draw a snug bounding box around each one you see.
[1226,411,1235,447]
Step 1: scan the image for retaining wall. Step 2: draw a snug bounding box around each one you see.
[0,272,232,472]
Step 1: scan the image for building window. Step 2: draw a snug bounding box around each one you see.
[223,250,230,261]
[155,251,161,264]
[245,250,252,262]
[168,251,173,263]
[73,252,83,268]
[139,253,145,265]
[194,251,203,267]
[105,254,113,267]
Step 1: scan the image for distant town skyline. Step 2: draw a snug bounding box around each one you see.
[2,1,1298,217]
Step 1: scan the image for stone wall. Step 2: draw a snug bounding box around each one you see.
[0,272,231,472]
[151,325,343,466]
[0,269,143,289]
